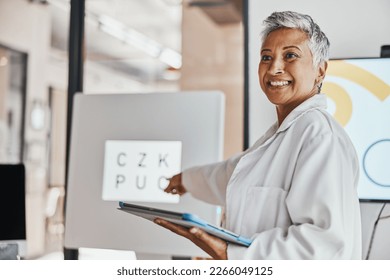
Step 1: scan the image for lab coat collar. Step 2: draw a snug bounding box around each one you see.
[276,94,328,133]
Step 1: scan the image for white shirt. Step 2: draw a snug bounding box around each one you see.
[182,94,362,259]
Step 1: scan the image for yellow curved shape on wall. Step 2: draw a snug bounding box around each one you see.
[322,82,352,126]
[327,60,390,101]
[323,60,390,127]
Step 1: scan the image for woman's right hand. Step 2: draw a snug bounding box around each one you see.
[164,173,187,195]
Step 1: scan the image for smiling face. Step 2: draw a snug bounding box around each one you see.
[258,28,327,123]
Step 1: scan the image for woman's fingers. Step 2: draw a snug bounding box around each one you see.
[164,173,187,195]
[189,227,228,259]
[154,218,227,260]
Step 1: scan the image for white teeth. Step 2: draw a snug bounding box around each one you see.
[270,81,289,86]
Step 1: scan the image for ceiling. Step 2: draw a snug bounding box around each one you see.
[47,0,242,84]
[49,0,183,84]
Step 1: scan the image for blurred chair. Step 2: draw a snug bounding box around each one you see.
[44,185,65,253]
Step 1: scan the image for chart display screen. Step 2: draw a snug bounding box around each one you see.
[323,58,390,201]
[102,140,182,203]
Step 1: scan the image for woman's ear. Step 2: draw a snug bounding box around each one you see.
[315,61,328,93]
[317,61,328,81]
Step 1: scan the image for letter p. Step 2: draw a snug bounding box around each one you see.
[116,175,125,188]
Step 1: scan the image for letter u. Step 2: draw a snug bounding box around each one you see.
[136,175,146,189]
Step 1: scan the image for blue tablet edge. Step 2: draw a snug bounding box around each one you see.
[119,202,252,247]
[182,213,252,247]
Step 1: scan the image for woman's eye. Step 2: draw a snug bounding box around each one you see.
[261,55,271,61]
[286,53,298,59]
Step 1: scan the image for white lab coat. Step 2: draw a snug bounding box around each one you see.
[182,94,362,259]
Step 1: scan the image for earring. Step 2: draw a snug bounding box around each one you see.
[317,83,322,93]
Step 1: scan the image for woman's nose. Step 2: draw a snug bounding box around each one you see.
[268,58,284,75]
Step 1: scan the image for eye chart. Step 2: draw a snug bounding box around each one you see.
[102,140,182,203]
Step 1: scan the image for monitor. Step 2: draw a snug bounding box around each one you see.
[64,91,225,257]
[0,164,27,257]
[323,57,390,201]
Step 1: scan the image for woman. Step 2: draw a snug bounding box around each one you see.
[155,11,362,259]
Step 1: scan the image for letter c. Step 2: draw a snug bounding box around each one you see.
[117,153,127,166]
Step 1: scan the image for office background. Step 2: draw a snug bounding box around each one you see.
[0,0,389,259]
[0,0,244,259]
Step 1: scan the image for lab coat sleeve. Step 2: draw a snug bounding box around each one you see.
[227,133,361,259]
[182,152,245,206]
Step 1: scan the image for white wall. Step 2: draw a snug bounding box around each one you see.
[248,0,390,144]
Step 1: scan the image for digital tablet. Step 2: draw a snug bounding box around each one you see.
[118,202,252,247]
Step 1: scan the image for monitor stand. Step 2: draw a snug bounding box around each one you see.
[0,243,19,260]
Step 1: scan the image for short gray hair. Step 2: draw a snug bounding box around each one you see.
[261,11,330,67]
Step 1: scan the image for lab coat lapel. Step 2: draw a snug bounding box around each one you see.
[277,94,328,134]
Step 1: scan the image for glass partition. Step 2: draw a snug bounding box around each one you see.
[0,45,27,164]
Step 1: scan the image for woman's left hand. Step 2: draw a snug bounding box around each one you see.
[154,218,228,260]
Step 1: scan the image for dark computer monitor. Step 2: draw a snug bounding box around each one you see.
[323,57,390,202]
[0,164,27,256]
[381,45,390,58]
